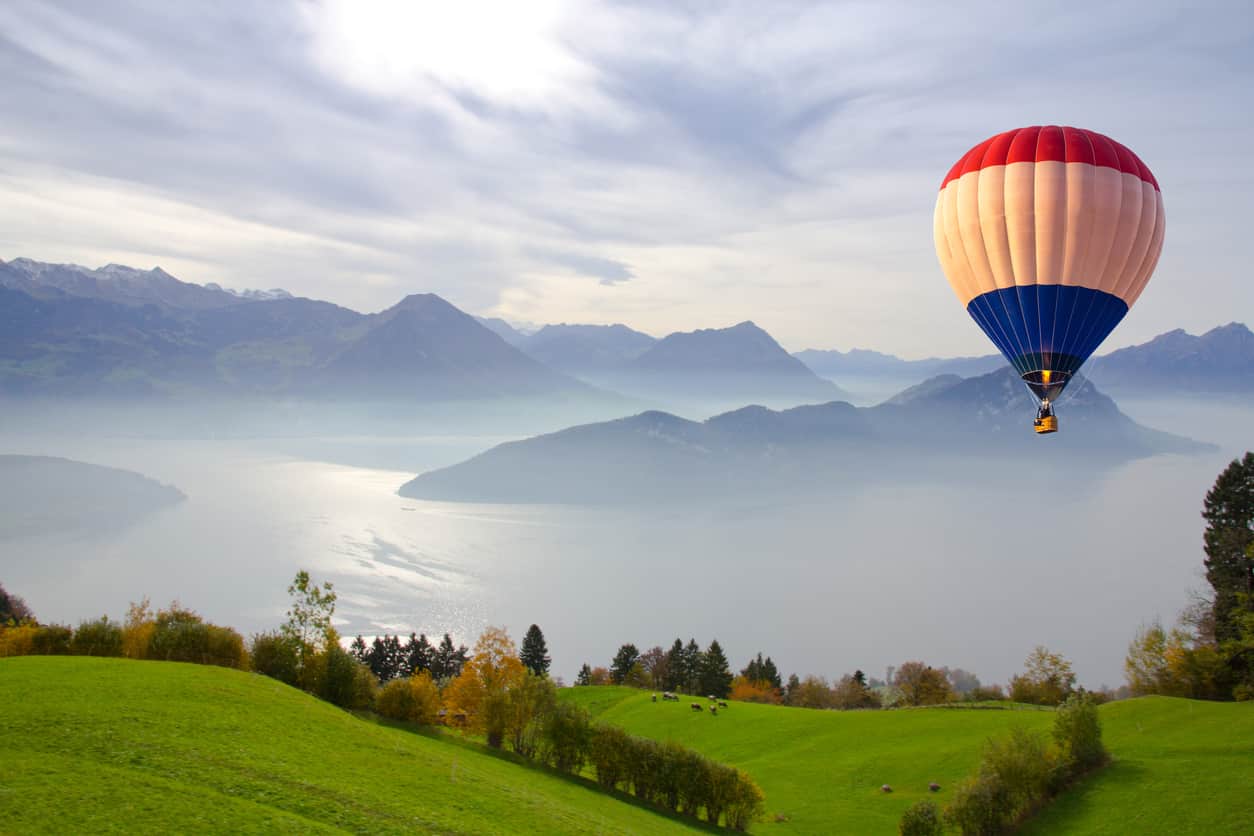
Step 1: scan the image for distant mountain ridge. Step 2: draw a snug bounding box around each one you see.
[794,347,1005,381]
[400,367,1207,504]
[0,259,583,400]
[1085,323,1254,395]
[584,321,850,408]
[0,257,291,311]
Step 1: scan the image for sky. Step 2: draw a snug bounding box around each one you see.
[0,0,1251,357]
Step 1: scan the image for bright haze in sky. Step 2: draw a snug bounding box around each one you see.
[0,1,1250,357]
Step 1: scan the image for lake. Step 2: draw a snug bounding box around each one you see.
[1,397,1249,689]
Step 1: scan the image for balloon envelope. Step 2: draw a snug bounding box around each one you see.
[934,126,1164,402]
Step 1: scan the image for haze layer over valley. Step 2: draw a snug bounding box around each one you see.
[3,258,1250,691]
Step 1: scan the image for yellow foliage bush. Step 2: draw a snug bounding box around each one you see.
[377,671,442,724]
[0,625,38,657]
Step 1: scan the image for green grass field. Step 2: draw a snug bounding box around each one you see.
[564,687,1254,835]
[0,657,699,835]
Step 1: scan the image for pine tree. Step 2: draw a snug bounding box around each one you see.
[610,643,640,685]
[741,652,765,683]
[762,656,781,689]
[1203,453,1254,643]
[682,639,704,693]
[367,636,389,680]
[405,633,435,675]
[430,633,469,680]
[663,639,685,691]
[349,635,368,664]
[575,663,593,685]
[699,639,734,698]
[784,673,800,705]
[520,624,552,676]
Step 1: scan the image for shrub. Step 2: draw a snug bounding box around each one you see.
[588,724,631,790]
[540,701,591,773]
[376,671,440,722]
[205,624,248,669]
[320,643,376,710]
[148,604,208,663]
[900,800,943,836]
[725,770,765,831]
[979,726,1058,814]
[121,598,154,660]
[251,631,301,685]
[506,672,557,759]
[654,740,687,812]
[624,737,662,803]
[70,617,124,656]
[945,773,1011,836]
[1053,692,1107,771]
[0,625,38,657]
[31,624,72,655]
[704,763,739,825]
[675,747,710,817]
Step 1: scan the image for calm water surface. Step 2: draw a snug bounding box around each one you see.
[1,398,1249,687]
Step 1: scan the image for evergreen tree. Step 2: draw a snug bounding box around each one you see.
[520,624,552,676]
[610,643,640,685]
[575,663,593,686]
[699,639,734,698]
[663,639,685,691]
[349,635,368,664]
[740,651,781,688]
[367,636,388,680]
[741,652,765,683]
[404,633,435,675]
[433,633,469,680]
[853,669,867,687]
[682,639,704,693]
[1203,452,1254,643]
[784,673,800,705]
[762,656,781,689]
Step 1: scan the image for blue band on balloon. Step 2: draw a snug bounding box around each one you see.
[965,285,1129,379]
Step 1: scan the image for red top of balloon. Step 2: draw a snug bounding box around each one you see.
[940,126,1159,192]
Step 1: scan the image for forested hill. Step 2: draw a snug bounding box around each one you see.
[399,367,1209,504]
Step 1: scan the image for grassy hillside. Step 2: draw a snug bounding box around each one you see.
[564,687,1254,835]
[0,658,698,835]
[1023,696,1254,835]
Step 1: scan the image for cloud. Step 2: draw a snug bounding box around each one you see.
[0,0,1251,355]
[527,248,634,285]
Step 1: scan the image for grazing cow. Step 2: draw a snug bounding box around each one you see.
[718,701,728,709]
[708,694,716,701]
[710,706,718,716]
[929,783,941,793]
[881,785,892,794]
[691,703,703,711]
[652,694,657,702]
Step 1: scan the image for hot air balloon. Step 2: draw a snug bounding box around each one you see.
[933,126,1164,434]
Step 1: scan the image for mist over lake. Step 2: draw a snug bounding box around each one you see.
[3,397,1245,690]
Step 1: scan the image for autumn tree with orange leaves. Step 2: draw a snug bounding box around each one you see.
[443,625,526,747]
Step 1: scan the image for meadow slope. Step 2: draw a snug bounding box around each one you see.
[0,658,697,835]
[564,687,1254,835]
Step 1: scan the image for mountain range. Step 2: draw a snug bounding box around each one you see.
[399,367,1208,504]
[0,258,579,399]
[4,256,1250,405]
[1083,323,1254,395]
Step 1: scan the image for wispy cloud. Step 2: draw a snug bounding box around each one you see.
[0,0,1250,355]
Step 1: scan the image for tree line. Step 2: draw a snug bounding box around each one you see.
[0,576,764,829]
